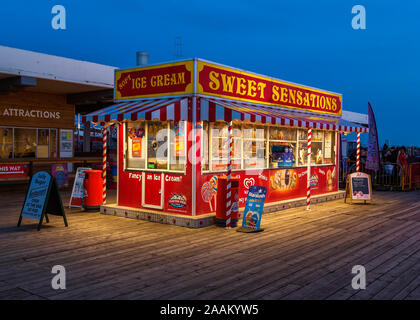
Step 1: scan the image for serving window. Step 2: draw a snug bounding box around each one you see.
[125,121,186,173]
[201,121,336,172]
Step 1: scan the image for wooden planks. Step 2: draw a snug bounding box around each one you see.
[0,188,419,300]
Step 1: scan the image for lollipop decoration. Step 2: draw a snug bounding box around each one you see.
[201,176,218,211]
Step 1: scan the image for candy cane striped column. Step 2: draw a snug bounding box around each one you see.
[225,121,233,229]
[306,127,312,211]
[356,132,361,172]
[102,126,107,205]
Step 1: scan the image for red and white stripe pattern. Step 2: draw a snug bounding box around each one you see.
[102,127,107,205]
[307,128,312,211]
[82,98,191,124]
[82,97,368,134]
[356,132,361,172]
[200,98,368,133]
[225,121,233,229]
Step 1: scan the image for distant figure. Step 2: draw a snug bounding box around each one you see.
[397,147,409,186]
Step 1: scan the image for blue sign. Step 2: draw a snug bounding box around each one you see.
[242,185,267,230]
[21,171,51,220]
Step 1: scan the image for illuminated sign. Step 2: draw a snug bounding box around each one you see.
[115,61,194,100]
[197,61,342,116]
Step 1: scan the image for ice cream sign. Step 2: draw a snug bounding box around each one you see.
[241,185,267,231]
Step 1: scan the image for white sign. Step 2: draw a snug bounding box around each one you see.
[69,167,91,208]
[60,129,73,158]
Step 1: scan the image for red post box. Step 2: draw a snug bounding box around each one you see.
[83,170,103,211]
[215,176,240,227]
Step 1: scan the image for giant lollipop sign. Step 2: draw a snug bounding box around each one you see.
[201,176,218,211]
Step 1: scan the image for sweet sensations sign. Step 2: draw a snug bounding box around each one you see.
[115,61,194,100]
[197,61,342,116]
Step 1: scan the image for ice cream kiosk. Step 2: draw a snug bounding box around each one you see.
[82,59,368,228]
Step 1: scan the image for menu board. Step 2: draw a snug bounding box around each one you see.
[21,171,51,220]
[345,172,372,202]
[18,171,68,230]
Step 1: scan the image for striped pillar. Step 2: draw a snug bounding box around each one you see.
[102,126,107,205]
[307,127,312,210]
[356,132,361,172]
[225,121,233,229]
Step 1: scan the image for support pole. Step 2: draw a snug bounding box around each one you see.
[102,126,107,205]
[306,127,312,211]
[225,121,233,229]
[356,132,361,172]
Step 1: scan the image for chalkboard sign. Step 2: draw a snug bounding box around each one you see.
[18,171,68,231]
[345,172,372,203]
[237,186,267,233]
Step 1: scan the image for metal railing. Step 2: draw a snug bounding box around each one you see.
[339,160,408,191]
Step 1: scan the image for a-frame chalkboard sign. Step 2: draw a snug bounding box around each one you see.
[344,172,372,204]
[18,171,68,231]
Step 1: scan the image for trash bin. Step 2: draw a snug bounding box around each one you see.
[215,176,240,227]
[83,170,103,211]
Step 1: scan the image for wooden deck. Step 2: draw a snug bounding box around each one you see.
[0,188,419,300]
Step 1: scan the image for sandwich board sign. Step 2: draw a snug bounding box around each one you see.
[345,172,372,204]
[237,185,267,233]
[18,171,68,231]
[69,167,91,208]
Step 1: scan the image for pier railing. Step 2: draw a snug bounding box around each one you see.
[339,160,419,191]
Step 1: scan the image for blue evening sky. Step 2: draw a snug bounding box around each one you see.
[0,0,418,147]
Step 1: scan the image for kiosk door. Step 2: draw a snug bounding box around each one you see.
[142,172,164,209]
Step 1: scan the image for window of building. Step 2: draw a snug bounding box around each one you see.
[243,124,266,169]
[14,128,37,158]
[201,122,336,173]
[209,122,241,172]
[0,127,62,159]
[37,129,49,158]
[50,129,58,158]
[170,121,186,171]
[269,127,296,168]
[125,121,186,172]
[0,128,13,159]
[126,122,147,169]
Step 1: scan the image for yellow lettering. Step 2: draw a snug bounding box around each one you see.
[325,97,332,110]
[178,72,185,84]
[332,98,337,111]
[209,71,220,90]
[303,93,310,107]
[220,74,235,93]
[280,87,288,103]
[288,89,296,104]
[151,76,156,87]
[157,75,163,86]
[236,77,247,95]
[247,80,257,97]
[296,91,303,105]
[171,74,177,85]
[257,83,266,99]
[320,96,326,109]
[272,85,280,102]
[164,74,170,86]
